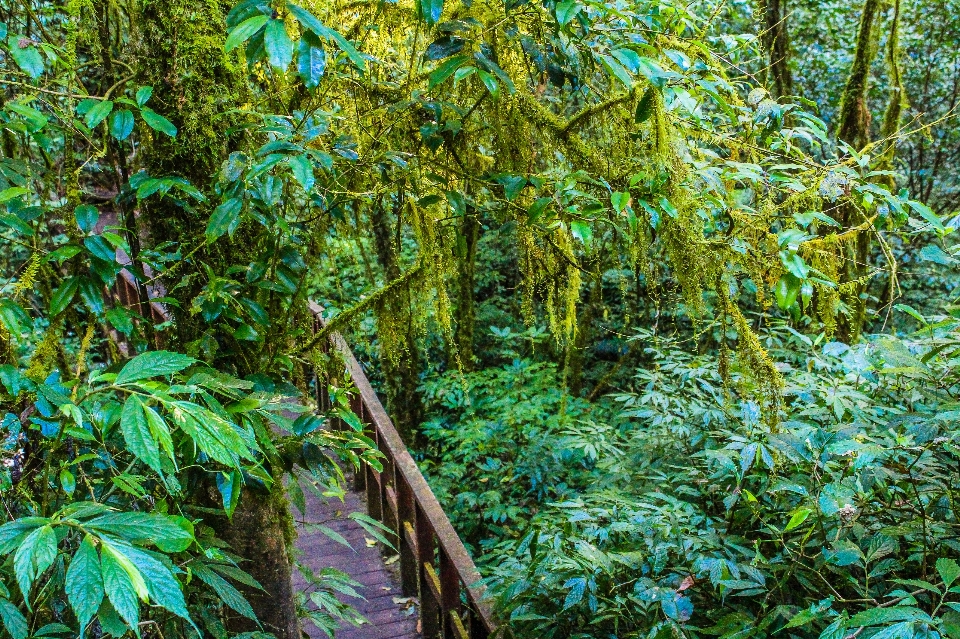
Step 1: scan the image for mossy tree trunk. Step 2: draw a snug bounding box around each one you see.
[135,2,300,637]
[370,198,424,442]
[452,209,481,370]
[833,0,884,343]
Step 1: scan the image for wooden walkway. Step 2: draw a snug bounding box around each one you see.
[293,476,421,639]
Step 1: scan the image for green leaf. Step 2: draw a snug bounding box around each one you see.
[562,577,586,610]
[75,205,99,233]
[50,276,79,316]
[599,54,633,88]
[894,304,926,325]
[122,545,192,623]
[635,86,656,123]
[570,220,592,247]
[428,55,468,89]
[419,0,443,24]
[0,187,29,203]
[170,402,254,466]
[84,235,116,262]
[8,35,44,78]
[135,86,153,107]
[66,535,104,632]
[121,396,162,475]
[140,108,178,137]
[775,275,800,311]
[297,32,326,89]
[5,103,47,132]
[611,192,630,213]
[287,155,314,192]
[59,469,75,496]
[918,244,955,265]
[0,299,29,336]
[0,599,28,639]
[13,525,57,602]
[109,110,135,141]
[264,20,293,69]
[847,606,929,628]
[555,0,581,26]
[286,4,365,71]
[938,558,960,589]
[86,513,194,549]
[907,200,945,232]
[85,100,114,129]
[225,14,268,53]
[115,351,197,385]
[192,564,257,620]
[47,245,82,264]
[100,543,143,630]
[206,198,243,241]
[784,508,812,532]
[96,600,128,638]
[216,471,242,518]
[780,251,809,279]
[142,407,175,470]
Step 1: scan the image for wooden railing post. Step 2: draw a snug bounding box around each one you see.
[397,474,418,598]
[417,507,441,639]
[307,304,497,639]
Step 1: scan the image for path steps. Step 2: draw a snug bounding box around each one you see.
[293,478,421,639]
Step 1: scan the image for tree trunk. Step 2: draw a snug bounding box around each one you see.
[210,485,300,639]
[452,210,481,370]
[135,3,301,637]
[370,198,424,442]
[760,0,793,97]
[833,0,884,343]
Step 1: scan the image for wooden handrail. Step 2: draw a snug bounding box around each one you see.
[309,302,498,639]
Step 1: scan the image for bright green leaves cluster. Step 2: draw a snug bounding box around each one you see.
[76,86,176,140]
[0,350,283,637]
[224,1,364,86]
[0,508,194,638]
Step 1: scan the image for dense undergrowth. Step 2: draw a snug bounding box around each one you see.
[3,0,960,637]
[415,315,960,637]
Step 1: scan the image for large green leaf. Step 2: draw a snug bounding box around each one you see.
[286,4,365,71]
[297,32,326,89]
[66,535,104,631]
[169,402,254,466]
[8,35,44,78]
[142,407,175,468]
[192,564,256,620]
[109,110,135,141]
[225,14,268,53]
[100,544,144,630]
[84,100,114,129]
[205,198,243,241]
[13,525,57,601]
[49,277,79,317]
[0,599,27,639]
[122,545,192,623]
[419,0,443,24]
[140,108,177,137]
[264,19,293,69]
[85,513,194,549]
[121,396,162,474]
[115,351,197,385]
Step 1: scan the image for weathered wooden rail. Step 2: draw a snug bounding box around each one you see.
[309,302,498,639]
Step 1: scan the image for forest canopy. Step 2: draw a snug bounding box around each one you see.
[1,0,959,637]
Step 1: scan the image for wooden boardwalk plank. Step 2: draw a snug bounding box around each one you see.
[292,477,420,639]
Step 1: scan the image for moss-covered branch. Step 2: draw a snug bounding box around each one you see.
[294,260,424,356]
